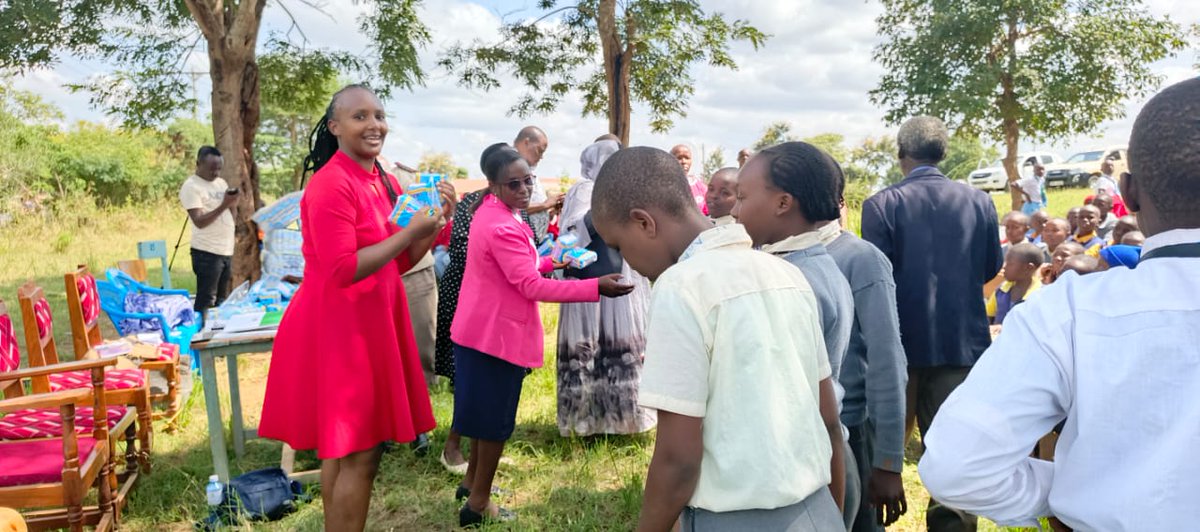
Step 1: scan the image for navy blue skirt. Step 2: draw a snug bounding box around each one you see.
[451,344,527,441]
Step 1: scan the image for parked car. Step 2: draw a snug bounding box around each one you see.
[968,152,1062,192]
[1043,146,1128,188]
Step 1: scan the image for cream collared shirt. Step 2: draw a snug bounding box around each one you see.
[640,224,833,512]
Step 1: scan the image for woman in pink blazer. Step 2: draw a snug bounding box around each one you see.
[450,143,631,526]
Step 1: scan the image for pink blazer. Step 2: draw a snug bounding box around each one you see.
[451,195,599,368]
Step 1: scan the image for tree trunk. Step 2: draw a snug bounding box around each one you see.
[185,0,267,288]
[598,0,632,146]
[1000,17,1023,212]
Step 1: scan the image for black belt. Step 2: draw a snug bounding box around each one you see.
[1140,242,1200,261]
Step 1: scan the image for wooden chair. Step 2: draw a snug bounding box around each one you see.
[115,260,148,284]
[65,265,179,424]
[0,300,144,520]
[0,361,118,531]
[16,282,152,473]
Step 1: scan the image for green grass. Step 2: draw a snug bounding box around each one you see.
[0,197,1074,530]
[988,185,1092,219]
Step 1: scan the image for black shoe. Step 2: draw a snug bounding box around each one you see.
[455,485,508,502]
[411,433,430,457]
[459,504,516,528]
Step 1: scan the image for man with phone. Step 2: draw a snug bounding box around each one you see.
[179,145,238,316]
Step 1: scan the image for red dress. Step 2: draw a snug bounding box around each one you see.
[259,150,435,459]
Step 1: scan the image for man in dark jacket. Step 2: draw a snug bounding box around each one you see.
[861,115,1001,532]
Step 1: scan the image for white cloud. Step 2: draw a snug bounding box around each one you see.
[9,0,1198,178]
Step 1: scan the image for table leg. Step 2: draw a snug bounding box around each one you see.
[200,349,230,482]
[227,354,246,459]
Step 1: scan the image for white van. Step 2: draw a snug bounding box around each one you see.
[968,152,1062,192]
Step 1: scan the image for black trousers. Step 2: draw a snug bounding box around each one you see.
[191,248,232,316]
[910,366,978,532]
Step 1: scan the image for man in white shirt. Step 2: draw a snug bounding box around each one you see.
[512,126,560,243]
[1092,158,1121,199]
[918,77,1200,531]
[179,146,238,316]
[591,147,844,532]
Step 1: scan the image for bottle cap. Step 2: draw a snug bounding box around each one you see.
[209,474,219,482]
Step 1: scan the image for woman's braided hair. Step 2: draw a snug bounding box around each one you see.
[300,83,376,187]
[759,141,844,223]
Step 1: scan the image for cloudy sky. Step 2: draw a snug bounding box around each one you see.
[13,0,1198,179]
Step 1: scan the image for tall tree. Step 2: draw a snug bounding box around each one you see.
[439,0,766,146]
[871,0,1188,210]
[0,0,430,282]
[753,121,795,151]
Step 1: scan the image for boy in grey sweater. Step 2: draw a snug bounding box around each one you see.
[818,218,910,531]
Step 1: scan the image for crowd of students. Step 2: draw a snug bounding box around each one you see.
[256,76,1200,531]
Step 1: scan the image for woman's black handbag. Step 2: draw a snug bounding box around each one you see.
[564,212,624,280]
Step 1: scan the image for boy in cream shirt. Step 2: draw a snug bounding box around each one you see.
[592,147,844,531]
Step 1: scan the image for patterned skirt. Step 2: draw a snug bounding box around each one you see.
[555,264,656,437]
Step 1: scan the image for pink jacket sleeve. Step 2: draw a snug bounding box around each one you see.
[538,256,554,274]
[491,224,598,303]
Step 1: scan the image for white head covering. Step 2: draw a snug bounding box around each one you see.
[559,139,620,247]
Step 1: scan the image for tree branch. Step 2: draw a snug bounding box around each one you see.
[183,0,223,41]
[275,1,310,43]
[531,4,580,25]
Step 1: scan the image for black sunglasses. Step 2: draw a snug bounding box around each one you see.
[503,176,536,191]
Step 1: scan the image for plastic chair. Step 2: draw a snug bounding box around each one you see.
[102,269,201,360]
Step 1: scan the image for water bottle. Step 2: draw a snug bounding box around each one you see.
[205,474,224,506]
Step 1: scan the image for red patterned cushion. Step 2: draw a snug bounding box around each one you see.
[0,406,127,440]
[0,437,98,486]
[76,275,100,324]
[157,343,179,362]
[49,368,145,392]
[33,298,53,340]
[0,314,18,373]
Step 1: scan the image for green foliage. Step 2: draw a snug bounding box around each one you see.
[255,40,361,196]
[847,136,902,186]
[701,147,725,179]
[752,121,795,150]
[439,0,767,135]
[801,133,849,164]
[870,0,1188,146]
[0,1,430,130]
[417,151,468,180]
[0,80,199,211]
[942,134,1000,182]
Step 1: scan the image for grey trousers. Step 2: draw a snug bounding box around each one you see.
[402,266,438,388]
[681,487,843,531]
[843,438,861,530]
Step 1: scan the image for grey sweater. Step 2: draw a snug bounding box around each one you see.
[825,230,908,473]
[777,244,854,404]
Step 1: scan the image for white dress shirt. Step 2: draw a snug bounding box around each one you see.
[918,228,1200,531]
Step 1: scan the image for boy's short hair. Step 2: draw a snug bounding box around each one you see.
[1062,254,1101,276]
[1129,78,1200,220]
[710,167,738,183]
[593,147,693,223]
[1003,211,1030,226]
[1056,241,1085,255]
[197,145,222,162]
[1008,242,1045,266]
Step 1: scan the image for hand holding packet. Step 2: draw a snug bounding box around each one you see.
[551,234,579,262]
[389,194,437,228]
[564,248,598,268]
[409,173,445,208]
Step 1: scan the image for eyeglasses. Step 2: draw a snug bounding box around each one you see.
[503,176,536,191]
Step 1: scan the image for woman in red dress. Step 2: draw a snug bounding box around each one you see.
[259,84,447,531]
